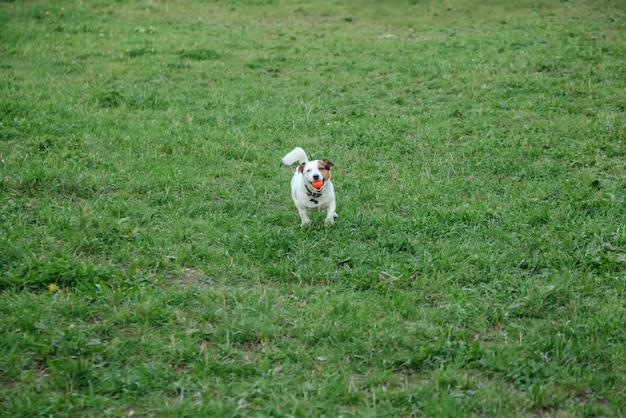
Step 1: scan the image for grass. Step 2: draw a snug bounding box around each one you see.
[1,0,625,415]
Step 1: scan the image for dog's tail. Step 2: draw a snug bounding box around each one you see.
[281,147,308,165]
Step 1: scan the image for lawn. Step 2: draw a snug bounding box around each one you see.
[1,0,625,416]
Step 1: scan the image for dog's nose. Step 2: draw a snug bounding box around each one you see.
[313,174,321,180]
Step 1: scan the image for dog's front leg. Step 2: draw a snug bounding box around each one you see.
[298,207,312,226]
[324,201,337,226]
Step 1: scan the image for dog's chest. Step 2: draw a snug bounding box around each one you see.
[295,183,332,209]
[304,194,327,208]
[300,189,329,207]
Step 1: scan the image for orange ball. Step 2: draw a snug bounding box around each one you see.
[312,180,324,189]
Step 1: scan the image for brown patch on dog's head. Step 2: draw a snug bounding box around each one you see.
[318,159,334,180]
[297,162,307,173]
[320,159,335,169]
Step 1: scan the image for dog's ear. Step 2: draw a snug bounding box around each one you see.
[297,162,306,173]
[321,159,335,169]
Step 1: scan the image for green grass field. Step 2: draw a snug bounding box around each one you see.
[1,0,625,415]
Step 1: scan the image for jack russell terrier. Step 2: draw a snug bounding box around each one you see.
[281,147,337,226]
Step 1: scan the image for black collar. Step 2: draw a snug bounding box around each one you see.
[305,184,323,203]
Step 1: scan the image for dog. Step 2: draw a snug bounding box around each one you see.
[281,147,337,226]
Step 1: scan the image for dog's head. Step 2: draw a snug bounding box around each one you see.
[298,159,334,190]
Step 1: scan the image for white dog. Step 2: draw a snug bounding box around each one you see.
[281,147,337,226]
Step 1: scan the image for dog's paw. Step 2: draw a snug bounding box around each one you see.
[324,217,335,227]
[300,219,312,227]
